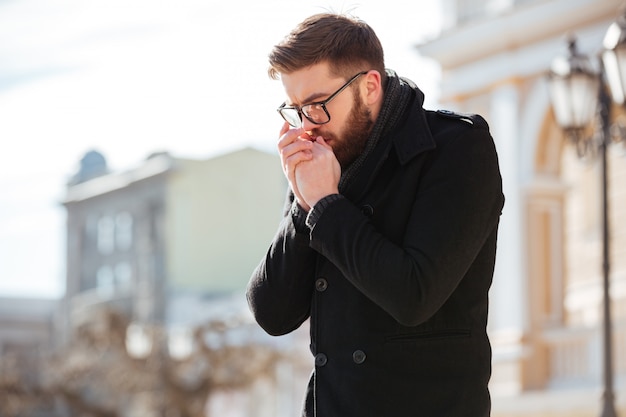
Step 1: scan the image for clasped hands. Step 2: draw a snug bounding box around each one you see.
[278,123,341,212]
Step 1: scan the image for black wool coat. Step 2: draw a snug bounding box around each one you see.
[247,84,505,417]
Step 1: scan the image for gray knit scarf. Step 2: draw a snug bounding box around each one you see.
[338,70,413,192]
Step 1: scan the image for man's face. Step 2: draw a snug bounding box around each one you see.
[281,62,374,168]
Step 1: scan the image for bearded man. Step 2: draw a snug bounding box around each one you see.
[247,12,505,417]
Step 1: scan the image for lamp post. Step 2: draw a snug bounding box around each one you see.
[547,13,626,417]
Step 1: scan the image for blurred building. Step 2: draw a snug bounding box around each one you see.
[0,297,57,356]
[60,147,311,416]
[62,147,285,329]
[419,0,626,415]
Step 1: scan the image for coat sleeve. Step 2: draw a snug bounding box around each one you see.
[307,124,504,327]
[246,192,318,336]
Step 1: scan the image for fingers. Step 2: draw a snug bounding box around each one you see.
[277,127,312,150]
[282,145,313,183]
[275,126,315,209]
[293,140,341,209]
[279,121,290,138]
[278,127,314,172]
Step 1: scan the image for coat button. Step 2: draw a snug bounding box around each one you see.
[361,204,374,217]
[315,353,328,367]
[315,278,328,292]
[352,350,366,364]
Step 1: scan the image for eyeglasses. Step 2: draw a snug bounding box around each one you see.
[277,71,368,128]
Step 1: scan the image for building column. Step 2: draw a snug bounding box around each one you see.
[488,82,529,394]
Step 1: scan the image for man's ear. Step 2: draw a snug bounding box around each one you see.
[362,70,383,105]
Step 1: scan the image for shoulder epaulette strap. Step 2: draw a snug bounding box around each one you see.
[436,109,489,130]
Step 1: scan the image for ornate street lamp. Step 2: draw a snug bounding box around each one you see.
[548,38,600,157]
[548,13,626,417]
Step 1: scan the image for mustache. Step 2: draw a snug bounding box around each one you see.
[310,128,334,141]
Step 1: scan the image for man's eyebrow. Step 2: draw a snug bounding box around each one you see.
[302,91,329,104]
[288,91,331,106]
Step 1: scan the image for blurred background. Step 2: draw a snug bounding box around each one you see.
[1,0,625,416]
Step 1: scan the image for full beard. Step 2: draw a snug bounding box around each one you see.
[311,94,374,169]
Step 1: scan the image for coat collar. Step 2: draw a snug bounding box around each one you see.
[341,83,436,202]
[391,84,436,165]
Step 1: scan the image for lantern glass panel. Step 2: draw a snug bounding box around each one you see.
[549,72,599,130]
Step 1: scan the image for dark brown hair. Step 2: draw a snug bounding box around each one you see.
[268,13,386,84]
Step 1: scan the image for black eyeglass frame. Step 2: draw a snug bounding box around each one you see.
[277,71,368,127]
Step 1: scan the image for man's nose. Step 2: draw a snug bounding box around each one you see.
[300,117,318,133]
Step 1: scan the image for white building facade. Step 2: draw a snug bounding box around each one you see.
[419,0,626,415]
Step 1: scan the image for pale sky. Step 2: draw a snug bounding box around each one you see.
[0,0,442,298]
